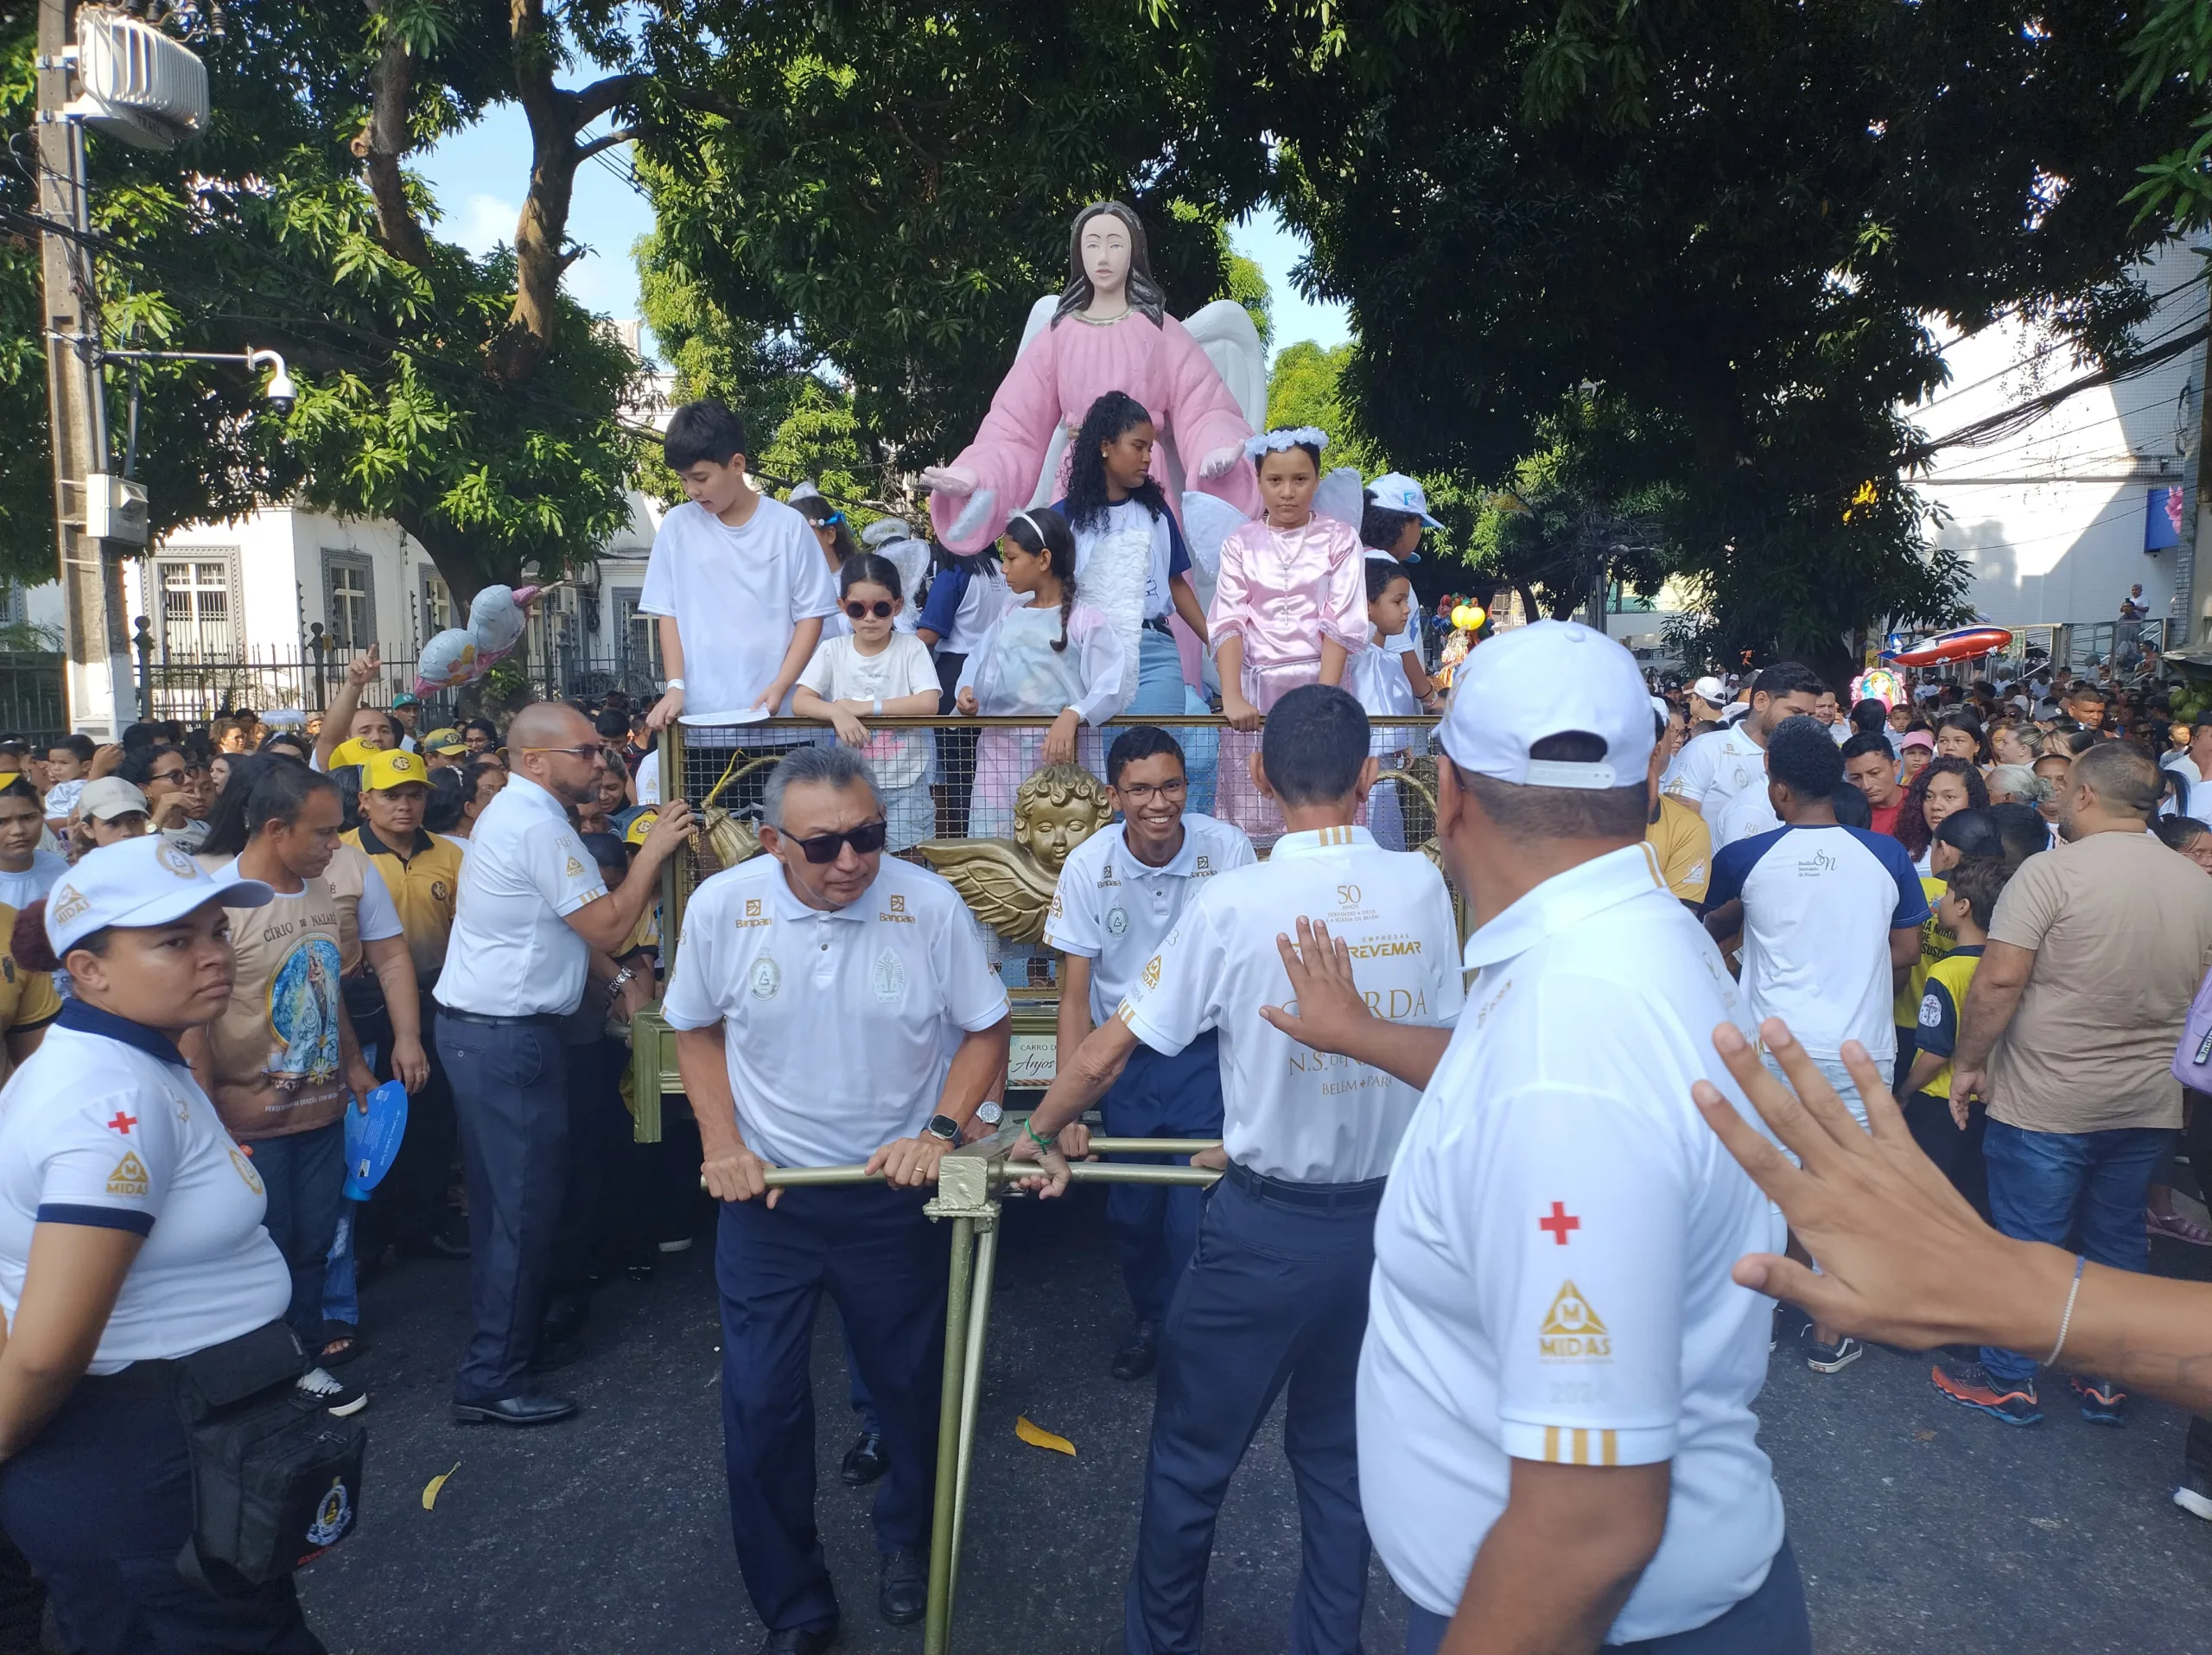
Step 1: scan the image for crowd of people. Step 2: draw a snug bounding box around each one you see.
[2,391,2211,1655]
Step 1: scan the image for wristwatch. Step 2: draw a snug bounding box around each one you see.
[925,1113,962,1144]
[976,1100,1003,1127]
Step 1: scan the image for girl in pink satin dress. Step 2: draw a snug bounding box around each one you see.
[1209,430,1368,843]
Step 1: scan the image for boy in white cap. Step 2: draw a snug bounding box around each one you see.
[1360,473,1446,713]
[1265,620,1806,1655]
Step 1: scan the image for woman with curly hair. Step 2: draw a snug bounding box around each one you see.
[1893,754,1989,874]
[1050,390,1212,714]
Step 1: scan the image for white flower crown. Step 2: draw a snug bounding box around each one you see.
[1243,426,1329,462]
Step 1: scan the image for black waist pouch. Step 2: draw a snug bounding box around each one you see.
[170,1322,367,1591]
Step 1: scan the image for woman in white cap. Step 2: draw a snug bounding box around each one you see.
[0,838,334,1652]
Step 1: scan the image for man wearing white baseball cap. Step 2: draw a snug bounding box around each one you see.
[1266,620,1807,1655]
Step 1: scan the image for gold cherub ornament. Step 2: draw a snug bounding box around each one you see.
[918,762,1114,943]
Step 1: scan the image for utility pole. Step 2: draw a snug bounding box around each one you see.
[2190,250,2212,651]
[36,0,134,736]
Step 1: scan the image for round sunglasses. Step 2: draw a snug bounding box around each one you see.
[843,599,895,620]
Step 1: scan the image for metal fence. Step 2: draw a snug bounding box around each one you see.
[0,652,67,744]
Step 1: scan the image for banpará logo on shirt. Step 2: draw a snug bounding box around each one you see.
[105,1150,149,1197]
[1194,855,1211,873]
[736,897,771,930]
[1539,1280,1611,1362]
[750,958,782,999]
[889,894,906,913]
[1106,907,1129,937]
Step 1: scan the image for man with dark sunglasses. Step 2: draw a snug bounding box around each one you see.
[663,743,1010,1650]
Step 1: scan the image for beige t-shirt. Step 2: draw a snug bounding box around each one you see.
[1986,829,2212,1133]
[204,875,350,1142]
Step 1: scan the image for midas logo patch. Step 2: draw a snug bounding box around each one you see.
[1539,1280,1611,1362]
[1141,955,1162,990]
[106,1151,150,1197]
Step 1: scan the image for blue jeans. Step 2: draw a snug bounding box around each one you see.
[1101,1032,1224,1325]
[1980,1120,2174,1386]
[1403,1537,1808,1655]
[251,1120,346,1347]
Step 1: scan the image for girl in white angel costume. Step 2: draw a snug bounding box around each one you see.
[953,509,1127,839]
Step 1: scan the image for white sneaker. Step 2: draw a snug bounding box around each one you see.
[2176,1484,2212,1521]
[657,1237,693,1253]
[297,1365,368,1417]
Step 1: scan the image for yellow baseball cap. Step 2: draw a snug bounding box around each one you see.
[422,727,467,755]
[327,737,376,770]
[363,748,429,792]
[624,809,658,847]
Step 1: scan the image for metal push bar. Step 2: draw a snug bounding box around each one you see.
[696,1122,1221,1653]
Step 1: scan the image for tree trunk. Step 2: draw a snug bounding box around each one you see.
[392,506,518,621]
[353,3,431,269]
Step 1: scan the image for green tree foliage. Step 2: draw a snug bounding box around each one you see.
[2124,0,2212,227]
[1215,0,2196,674]
[631,1,1263,472]
[0,3,652,606]
[1264,341,1377,476]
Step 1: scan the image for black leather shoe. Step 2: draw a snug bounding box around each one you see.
[840,1430,887,1487]
[451,1392,576,1427]
[1110,1321,1159,1382]
[879,1546,926,1626]
[758,1625,837,1655]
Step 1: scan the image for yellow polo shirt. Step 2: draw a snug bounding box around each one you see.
[342,826,464,983]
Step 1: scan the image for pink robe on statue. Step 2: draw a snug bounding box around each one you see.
[1207,514,1370,843]
[928,311,1260,554]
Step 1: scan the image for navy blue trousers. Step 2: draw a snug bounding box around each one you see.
[250,1119,346,1348]
[0,1384,322,1655]
[1402,1536,1810,1655]
[1124,1168,1382,1655]
[437,1016,570,1404]
[716,1183,949,1633]
[1103,1031,1224,1325]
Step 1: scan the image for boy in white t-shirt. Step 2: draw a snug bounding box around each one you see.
[641,401,839,742]
[1351,558,1423,849]
[793,554,944,849]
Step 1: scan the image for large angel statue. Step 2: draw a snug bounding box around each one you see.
[922,201,1265,555]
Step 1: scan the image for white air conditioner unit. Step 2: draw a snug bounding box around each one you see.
[84,473,149,545]
[64,10,209,151]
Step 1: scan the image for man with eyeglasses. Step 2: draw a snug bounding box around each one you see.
[1042,725,1253,1380]
[434,702,695,1427]
[662,743,1010,1650]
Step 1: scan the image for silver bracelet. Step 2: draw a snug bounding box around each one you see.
[873,697,884,717]
[2044,1253,2088,1367]
[664,678,684,691]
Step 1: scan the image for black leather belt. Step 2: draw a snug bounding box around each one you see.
[1225,1161,1389,1210]
[1142,615,1173,634]
[435,1007,564,1028]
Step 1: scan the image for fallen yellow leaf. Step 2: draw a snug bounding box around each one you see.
[422,1461,461,1511]
[1015,1416,1075,1457]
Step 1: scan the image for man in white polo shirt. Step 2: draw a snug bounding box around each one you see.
[1045,725,1253,1382]
[1664,661,1826,844]
[1018,684,1463,1655]
[435,703,692,1428]
[664,743,1010,1652]
[1266,621,1807,1655]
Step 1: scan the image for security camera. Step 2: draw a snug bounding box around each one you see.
[248,348,296,416]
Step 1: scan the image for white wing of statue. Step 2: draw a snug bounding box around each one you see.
[1082,525,1151,716]
[1015,295,1072,510]
[1182,299,1268,431]
[1178,491,1245,616]
[1313,465,1368,535]
[879,536,933,634]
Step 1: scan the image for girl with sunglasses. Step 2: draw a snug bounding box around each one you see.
[793,556,944,850]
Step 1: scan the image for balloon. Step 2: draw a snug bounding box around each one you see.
[1851,666,1901,710]
[466,583,538,657]
[1463,604,1486,630]
[415,627,482,696]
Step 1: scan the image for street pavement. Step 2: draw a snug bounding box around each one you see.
[298,1188,2212,1654]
